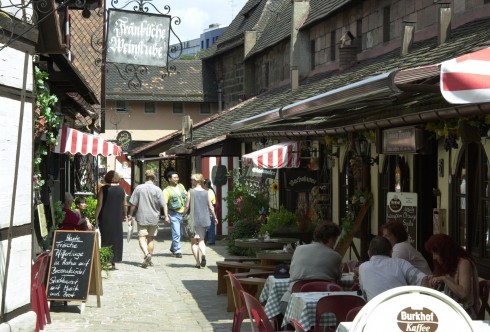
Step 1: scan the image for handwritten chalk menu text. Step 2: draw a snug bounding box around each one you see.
[106,9,170,67]
[386,192,418,247]
[46,231,96,301]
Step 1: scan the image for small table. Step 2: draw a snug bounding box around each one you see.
[260,276,290,318]
[256,250,293,266]
[259,274,356,319]
[282,291,361,329]
[235,238,299,250]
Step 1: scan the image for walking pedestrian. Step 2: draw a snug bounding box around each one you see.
[163,171,187,258]
[184,173,218,268]
[95,170,127,270]
[128,169,166,268]
[203,178,216,245]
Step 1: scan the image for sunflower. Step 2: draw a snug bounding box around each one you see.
[271,182,279,192]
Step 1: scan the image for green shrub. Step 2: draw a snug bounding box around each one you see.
[260,206,297,236]
[99,246,114,277]
[227,220,261,256]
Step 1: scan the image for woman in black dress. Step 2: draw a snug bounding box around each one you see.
[95,170,127,269]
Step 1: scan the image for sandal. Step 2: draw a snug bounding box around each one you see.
[142,254,152,268]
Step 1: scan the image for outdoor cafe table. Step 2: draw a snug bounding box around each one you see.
[234,238,299,250]
[282,291,362,330]
[260,274,357,318]
[256,249,293,265]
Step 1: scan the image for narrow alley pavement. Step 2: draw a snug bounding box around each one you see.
[43,223,251,331]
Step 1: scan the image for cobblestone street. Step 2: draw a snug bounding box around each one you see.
[43,223,249,332]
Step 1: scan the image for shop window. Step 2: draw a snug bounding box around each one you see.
[116,100,128,113]
[200,103,211,114]
[173,102,183,114]
[144,102,155,114]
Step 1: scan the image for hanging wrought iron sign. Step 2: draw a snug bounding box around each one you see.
[106,9,170,67]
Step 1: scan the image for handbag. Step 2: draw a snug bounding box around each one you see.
[182,214,193,239]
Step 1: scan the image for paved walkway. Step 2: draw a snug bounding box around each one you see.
[44,223,253,332]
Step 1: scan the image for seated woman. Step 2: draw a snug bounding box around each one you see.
[59,193,85,231]
[425,234,480,318]
[73,197,93,230]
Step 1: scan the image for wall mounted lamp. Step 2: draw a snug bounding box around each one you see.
[357,137,379,166]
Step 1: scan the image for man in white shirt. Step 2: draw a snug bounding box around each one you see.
[381,221,432,275]
[359,236,428,301]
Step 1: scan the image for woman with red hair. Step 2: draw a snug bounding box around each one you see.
[425,234,480,318]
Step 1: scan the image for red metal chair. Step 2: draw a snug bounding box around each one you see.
[313,294,366,332]
[241,290,290,332]
[291,279,328,293]
[226,270,249,332]
[345,305,364,321]
[300,281,343,292]
[478,279,490,320]
[290,318,307,332]
[31,251,51,332]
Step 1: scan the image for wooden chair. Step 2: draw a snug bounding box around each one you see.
[478,279,490,320]
[227,270,249,332]
[216,261,275,295]
[291,279,328,293]
[241,290,290,332]
[290,318,307,332]
[313,295,366,332]
[345,305,364,322]
[300,281,342,292]
[31,251,51,332]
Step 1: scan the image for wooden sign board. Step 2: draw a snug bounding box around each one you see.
[106,9,171,67]
[386,192,418,247]
[46,231,101,304]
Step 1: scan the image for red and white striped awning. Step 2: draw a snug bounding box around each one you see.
[441,47,490,104]
[242,141,300,169]
[53,126,122,157]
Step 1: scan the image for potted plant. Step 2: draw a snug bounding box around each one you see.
[259,206,297,237]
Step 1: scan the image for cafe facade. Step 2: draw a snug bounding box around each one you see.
[129,0,490,276]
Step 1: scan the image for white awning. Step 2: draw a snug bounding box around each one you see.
[53,126,122,157]
[440,47,490,104]
[242,141,300,169]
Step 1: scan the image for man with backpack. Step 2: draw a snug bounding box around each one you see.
[163,171,187,258]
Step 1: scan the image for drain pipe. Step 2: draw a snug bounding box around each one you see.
[218,86,222,113]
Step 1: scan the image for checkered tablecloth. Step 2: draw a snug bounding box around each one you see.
[282,291,360,329]
[259,276,290,318]
[259,274,356,319]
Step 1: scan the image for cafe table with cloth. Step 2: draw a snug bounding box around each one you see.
[282,291,362,330]
[260,273,356,318]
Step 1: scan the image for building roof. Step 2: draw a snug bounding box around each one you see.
[246,0,292,59]
[303,0,352,28]
[131,18,490,156]
[105,60,218,102]
[202,0,286,59]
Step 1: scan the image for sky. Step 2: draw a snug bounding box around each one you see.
[164,0,249,42]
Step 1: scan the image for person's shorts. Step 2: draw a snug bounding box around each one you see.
[193,226,208,239]
[138,224,158,237]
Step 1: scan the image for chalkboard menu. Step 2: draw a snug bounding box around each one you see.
[386,192,418,247]
[46,231,96,301]
[106,9,171,67]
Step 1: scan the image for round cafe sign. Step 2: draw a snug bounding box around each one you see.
[116,130,132,153]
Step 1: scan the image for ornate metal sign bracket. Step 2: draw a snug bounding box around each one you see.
[93,0,183,90]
